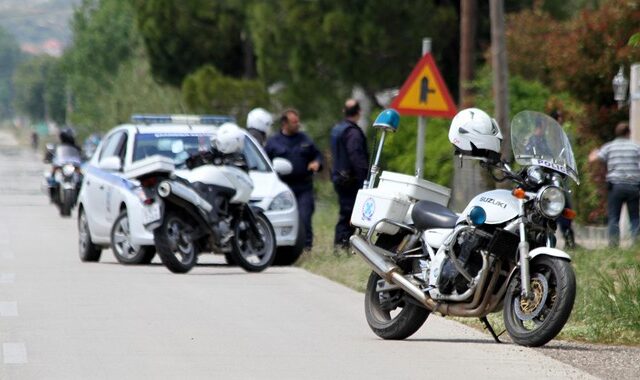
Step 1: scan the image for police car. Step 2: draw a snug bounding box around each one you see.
[77,114,303,266]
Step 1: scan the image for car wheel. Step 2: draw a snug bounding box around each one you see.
[110,210,156,265]
[273,223,305,266]
[78,208,102,262]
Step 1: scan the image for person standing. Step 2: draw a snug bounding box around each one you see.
[330,99,369,249]
[589,122,640,247]
[246,107,273,146]
[265,108,323,250]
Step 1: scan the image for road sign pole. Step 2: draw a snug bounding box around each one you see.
[415,38,431,178]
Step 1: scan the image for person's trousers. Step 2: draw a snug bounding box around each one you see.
[294,189,315,249]
[333,183,359,247]
[607,183,640,247]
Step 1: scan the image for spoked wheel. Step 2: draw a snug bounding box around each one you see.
[230,211,276,272]
[503,256,576,347]
[364,271,429,340]
[111,211,155,264]
[154,211,198,274]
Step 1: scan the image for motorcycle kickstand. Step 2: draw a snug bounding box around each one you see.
[479,317,504,343]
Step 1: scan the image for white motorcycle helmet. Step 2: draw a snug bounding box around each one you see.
[448,108,503,159]
[213,122,245,154]
[246,108,273,134]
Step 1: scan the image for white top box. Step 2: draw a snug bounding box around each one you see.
[378,171,451,206]
[125,155,175,179]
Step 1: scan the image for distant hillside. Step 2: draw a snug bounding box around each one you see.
[0,0,79,56]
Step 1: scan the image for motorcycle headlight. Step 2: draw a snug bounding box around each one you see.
[268,191,295,211]
[62,164,75,176]
[54,170,64,182]
[536,186,565,218]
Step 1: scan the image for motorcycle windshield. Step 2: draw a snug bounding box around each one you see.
[511,111,579,184]
[53,145,82,166]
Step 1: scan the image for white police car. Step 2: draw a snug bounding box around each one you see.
[77,114,303,266]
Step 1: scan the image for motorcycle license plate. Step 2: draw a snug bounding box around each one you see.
[142,203,161,225]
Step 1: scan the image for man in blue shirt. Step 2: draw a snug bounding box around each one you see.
[265,109,323,250]
[330,99,369,249]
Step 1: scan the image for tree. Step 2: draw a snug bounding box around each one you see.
[0,27,22,120]
[13,55,62,122]
[182,65,268,121]
[133,0,252,86]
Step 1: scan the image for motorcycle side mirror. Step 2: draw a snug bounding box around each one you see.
[272,157,293,175]
[98,156,122,171]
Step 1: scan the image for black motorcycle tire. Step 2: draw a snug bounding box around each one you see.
[272,222,305,266]
[229,211,276,272]
[503,256,576,347]
[364,271,430,340]
[78,208,102,262]
[110,211,156,265]
[154,211,198,274]
[59,188,75,217]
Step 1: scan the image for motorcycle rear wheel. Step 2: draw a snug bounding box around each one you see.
[364,271,429,340]
[154,211,198,274]
[503,256,576,347]
[230,211,276,272]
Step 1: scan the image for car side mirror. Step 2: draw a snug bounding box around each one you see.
[98,156,122,171]
[272,157,293,175]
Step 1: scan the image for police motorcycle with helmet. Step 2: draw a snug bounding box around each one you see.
[349,108,578,347]
[43,127,84,217]
[141,122,276,273]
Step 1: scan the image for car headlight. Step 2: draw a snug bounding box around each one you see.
[269,191,295,211]
[62,164,75,176]
[536,186,565,218]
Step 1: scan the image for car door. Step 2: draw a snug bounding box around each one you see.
[88,131,128,239]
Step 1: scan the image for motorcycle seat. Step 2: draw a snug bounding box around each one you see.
[411,200,458,230]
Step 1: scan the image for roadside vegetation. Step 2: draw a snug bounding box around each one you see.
[299,187,640,346]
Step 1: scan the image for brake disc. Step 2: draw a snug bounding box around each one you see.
[513,273,549,321]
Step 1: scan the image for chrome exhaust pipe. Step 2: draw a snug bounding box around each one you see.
[157,180,213,213]
[350,235,438,311]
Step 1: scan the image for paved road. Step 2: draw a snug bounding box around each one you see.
[0,130,596,379]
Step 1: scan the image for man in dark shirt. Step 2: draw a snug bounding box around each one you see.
[330,99,369,249]
[265,108,323,250]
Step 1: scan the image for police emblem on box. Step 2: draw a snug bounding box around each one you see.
[362,197,375,221]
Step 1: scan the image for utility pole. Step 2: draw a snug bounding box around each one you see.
[459,0,477,108]
[451,0,486,211]
[490,0,510,162]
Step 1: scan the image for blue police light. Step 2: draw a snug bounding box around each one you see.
[373,109,400,132]
[469,206,486,226]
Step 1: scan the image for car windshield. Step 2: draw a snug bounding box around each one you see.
[133,133,211,163]
[243,136,270,172]
[511,111,578,184]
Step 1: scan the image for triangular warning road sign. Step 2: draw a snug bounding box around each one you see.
[390,53,457,118]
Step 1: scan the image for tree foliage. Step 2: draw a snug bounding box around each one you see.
[0,27,22,119]
[182,65,268,121]
[13,55,66,123]
[133,0,250,86]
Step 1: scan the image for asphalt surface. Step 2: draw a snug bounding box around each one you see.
[0,129,618,379]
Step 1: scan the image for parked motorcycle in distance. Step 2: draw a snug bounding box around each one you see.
[43,143,83,217]
[137,123,276,274]
[350,109,578,347]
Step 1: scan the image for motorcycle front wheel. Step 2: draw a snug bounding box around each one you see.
[59,188,75,217]
[230,211,276,272]
[364,271,429,340]
[503,256,576,347]
[154,211,198,274]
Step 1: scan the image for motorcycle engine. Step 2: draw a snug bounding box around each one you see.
[438,231,487,295]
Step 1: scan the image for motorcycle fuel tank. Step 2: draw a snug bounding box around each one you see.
[458,189,519,225]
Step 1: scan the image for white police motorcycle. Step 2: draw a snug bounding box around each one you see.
[140,123,276,274]
[350,108,578,347]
